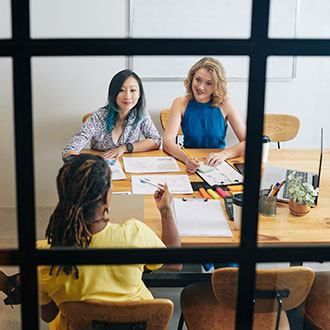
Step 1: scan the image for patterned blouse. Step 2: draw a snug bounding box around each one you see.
[62,107,161,157]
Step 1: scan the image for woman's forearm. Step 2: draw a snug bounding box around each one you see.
[163,138,190,164]
[160,206,181,248]
[221,140,246,160]
[132,139,160,152]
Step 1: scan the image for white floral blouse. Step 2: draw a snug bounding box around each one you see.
[62,107,161,157]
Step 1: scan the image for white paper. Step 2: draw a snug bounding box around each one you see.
[112,191,132,195]
[131,175,194,194]
[171,198,232,237]
[197,161,243,186]
[123,157,180,173]
[106,159,126,180]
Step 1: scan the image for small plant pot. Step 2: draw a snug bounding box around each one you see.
[289,199,310,216]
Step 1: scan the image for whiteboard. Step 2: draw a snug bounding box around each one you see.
[130,0,298,81]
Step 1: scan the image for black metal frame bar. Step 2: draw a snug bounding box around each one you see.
[1,0,330,329]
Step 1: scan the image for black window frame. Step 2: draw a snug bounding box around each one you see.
[1,0,330,329]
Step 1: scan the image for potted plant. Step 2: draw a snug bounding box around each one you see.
[287,170,318,216]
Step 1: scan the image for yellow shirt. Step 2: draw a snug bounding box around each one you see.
[37,219,165,329]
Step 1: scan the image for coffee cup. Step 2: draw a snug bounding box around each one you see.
[262,135,270,163]
[233,193,244,230]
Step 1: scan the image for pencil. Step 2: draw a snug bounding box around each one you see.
[140,178,165,191]
[179,143,194,160]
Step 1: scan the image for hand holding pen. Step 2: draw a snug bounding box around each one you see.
[179,143,200,174]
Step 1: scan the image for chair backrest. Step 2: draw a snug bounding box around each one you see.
[263,114,300,144]
[82,112,92,123]
[212,266,315,313]
[160,109,183,135]
[60,299,174,330]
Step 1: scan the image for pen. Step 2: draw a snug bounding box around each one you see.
[267,184,273,197]
[140,178,164,191]
[274,180,286,196]
[179,143,194,160]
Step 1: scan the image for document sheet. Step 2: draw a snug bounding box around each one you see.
[106,159,126,180]
[171,198,233,237]
[131,175,194,194]
[197,161,243,186]
[123,156,180,173]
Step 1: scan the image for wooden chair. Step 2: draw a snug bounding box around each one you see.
[60,299,174,330]
[301,271,330,330]
[263,114,300,149]
[82,112,92,123]
[179,266,315,330]
[160,109,183,135]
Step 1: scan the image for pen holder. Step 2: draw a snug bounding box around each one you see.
[259,189,277,216]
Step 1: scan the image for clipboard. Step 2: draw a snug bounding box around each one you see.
[196,160,243,188]
[171,198,233,237]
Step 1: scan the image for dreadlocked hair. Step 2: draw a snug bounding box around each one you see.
[46,154,111,278]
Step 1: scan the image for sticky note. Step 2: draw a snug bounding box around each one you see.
[197,164,214,173]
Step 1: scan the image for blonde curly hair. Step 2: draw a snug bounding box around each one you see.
[184,57,228,107]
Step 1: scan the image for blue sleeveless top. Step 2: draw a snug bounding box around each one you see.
[181,100,227,148]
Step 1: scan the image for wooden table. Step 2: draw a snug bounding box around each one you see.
[112,149,330,246]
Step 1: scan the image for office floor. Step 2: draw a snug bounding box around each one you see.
[0,207,329,329]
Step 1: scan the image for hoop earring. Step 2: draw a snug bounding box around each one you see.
[104,207,110,214]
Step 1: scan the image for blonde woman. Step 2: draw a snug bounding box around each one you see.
[163,57,246,173]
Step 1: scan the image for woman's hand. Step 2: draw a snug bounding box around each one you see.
[101,145,126,160]
[154,183,173,212]
[185,156,200,174]
[204,151,228,167]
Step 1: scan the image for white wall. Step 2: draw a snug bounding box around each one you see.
[0,0,329,207]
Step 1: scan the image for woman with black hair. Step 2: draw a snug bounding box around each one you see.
[62,69,161,161]
[0,154,180,329]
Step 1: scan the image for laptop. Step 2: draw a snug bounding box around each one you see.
[260,128,323,204]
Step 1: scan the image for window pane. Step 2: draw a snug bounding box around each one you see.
[0,266,21,328]
[132,0,252,39]
[0,0,11,39]
[0,58,17,249]
[258,56,330,246]
[31,57,126,230]
[30,0,127,38]
[269,0,330,39]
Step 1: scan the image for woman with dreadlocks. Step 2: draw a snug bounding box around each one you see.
[0,154,181,329]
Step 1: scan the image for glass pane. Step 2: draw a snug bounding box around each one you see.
[131,0,252,39]
[0,58,17,249]
[30,0,127,38]
[256,261,330,330]
[268,0,298,39]
[269,0,330,39]
[0,0,11,39]
[31,56,126,235]
[0,266,21,328]
[258,56,330,246]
